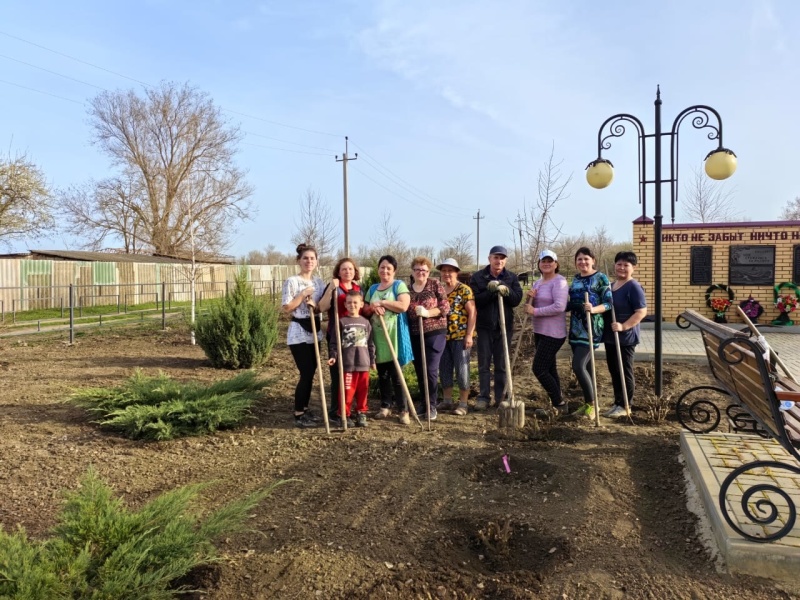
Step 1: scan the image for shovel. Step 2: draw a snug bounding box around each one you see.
[332,287,348,430]
[497,294,525,429]
[377,313,422,428]
[307,299,331,435]
[584,292,600,427]
[609,293,633,422]
[418,316,432,431]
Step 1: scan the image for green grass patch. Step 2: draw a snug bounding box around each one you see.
[70,370,270,440]
[0,468,286,599]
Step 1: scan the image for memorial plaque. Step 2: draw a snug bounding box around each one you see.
[794,245,800,284]
[729,245,775,285]
[690,246,712,285]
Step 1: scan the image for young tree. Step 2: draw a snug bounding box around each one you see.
[515,143,571,273]
[0,152,54,245]
[780,197,800,220]
[290,188,339,265]
[80,81,254,255]
[680,166,739,223]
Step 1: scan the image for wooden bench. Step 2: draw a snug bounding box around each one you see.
[675,309,800,543]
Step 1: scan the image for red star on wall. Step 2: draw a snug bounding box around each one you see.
[639,235,647,242]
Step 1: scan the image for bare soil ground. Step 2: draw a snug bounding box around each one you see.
[0,323,797,599]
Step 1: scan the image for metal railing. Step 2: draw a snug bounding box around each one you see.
[0,280,285,341]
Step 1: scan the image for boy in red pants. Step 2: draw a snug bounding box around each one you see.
[328,290,376,427]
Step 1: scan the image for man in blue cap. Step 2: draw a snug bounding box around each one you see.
[469,245,523,410]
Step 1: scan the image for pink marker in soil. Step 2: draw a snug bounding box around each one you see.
[502,454,511,473]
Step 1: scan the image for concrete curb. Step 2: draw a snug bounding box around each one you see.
[681,431,800,581]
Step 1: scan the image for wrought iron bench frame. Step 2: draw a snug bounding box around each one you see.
[675,309,800,543]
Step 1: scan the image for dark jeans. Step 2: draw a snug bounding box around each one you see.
[476,326,512,404]
[289,342,318,413]
[410,331,446,409]
[604,343,637,407]
[329,364,342,413]
[377,362,406,412]
[571,344,596,405]
[532,334,566,406]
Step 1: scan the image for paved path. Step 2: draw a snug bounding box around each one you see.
[682,432,800,581]
[596,324,800,377]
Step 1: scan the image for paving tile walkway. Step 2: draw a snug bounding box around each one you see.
[682,432,800,581]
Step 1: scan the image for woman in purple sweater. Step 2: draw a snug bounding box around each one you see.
[524,250,569,412]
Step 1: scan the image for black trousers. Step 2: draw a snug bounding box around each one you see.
[604,343,637,407]
[532,334,566,406]
[289,343,318,413]
[377,362,406,412]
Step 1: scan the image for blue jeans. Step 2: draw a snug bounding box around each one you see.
[476,326,511,404]
[440,338,471,390]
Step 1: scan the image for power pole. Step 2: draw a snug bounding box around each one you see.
[335,136,357,256]
[515,212,525,271]
[473,209,484,267]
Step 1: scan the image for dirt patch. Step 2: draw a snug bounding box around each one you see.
[0,323,794,599]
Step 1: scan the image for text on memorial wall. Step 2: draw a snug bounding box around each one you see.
[661,230,800,243]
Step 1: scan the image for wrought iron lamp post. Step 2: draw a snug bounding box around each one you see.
[585,86,737,396]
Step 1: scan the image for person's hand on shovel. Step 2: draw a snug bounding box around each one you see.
[415,306,430,318]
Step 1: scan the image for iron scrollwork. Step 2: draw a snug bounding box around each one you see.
[675,385,729,433]
[675,314,692,329]
[719,461,800,543]
[726,405,769,438]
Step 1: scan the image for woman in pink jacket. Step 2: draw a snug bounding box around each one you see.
[524,250,569,412]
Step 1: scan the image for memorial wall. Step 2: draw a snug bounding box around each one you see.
[631,217,800,323]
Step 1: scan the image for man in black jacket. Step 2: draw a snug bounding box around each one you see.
[469,246,523,410]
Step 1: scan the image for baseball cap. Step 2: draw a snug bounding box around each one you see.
[489,245,508,257]
[436,258,461,272]
[539,249,558,261]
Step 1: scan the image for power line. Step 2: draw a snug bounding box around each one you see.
[0,78,84,105]
[350,140,470,213]
[241,141,331,156]
[0,53,105,89]
[0,30,345,139]
[0,29,151,87]
[243,131,336,152]
[351,165,468,220]
[223,109,342,138]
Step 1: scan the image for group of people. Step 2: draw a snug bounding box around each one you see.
[281,242,647,429]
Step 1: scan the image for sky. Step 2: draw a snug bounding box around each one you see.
[1,0,798,261]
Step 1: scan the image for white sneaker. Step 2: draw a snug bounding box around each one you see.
[602,406,617,417]
[605,405,628,418]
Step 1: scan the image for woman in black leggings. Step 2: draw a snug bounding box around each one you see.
[281,243,328,428]
[567,247,612,419]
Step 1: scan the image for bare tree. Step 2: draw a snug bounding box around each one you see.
[61,174,145,253]
[290,187,339,264]
[680,166,739,222]
[515,142,571,273]
[242,244,292,265]
[589,225,615,274]
[550,233,587,279]
[78,81,254,255]
[438,232,474,270]
[780,197,800,220]
[0,152,54,245]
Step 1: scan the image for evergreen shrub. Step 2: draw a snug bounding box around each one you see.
[195,269,279,369]
[71,370,269,440]
[0,469,286,599]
